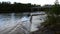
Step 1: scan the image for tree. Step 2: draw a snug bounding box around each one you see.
[50,4,60,15]
[40,3,60,34]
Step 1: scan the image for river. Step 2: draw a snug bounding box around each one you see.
[0,12,46,34]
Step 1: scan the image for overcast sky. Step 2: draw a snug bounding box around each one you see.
[0,0,60,6]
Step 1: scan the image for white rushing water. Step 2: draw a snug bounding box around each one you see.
[30,12,46,32]
[0,13,31,34]
[0,13,20,31]
[0,12,46,34]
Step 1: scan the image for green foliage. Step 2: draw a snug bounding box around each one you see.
[0,2,41,13]
[50,4,60,15]
[42,4,60,28]
[40,4,60,34]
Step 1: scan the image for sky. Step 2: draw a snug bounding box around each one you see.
[0,0,60,6]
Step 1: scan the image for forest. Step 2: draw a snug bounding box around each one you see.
[0,2,41,13]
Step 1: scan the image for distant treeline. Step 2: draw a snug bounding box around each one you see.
[0,2,41,13]
[0,2,58,13]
